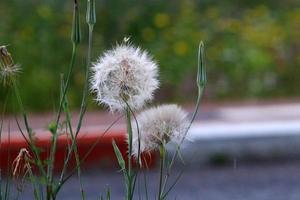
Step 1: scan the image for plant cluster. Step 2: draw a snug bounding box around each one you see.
[0,0,206,199]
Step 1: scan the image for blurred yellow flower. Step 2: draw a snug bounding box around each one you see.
[174,41,188,56]
[142,27,155,41]
[37,5,52,20]
[154,13,170,28]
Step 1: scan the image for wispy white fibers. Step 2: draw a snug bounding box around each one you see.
[90,42,159,112]
[0,46,21,86]
[0,64,20,85]
[131,104,189,158]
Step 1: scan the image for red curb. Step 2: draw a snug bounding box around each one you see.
[0,128,157,174]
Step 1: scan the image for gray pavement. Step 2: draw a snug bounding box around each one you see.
[14,161,300,200]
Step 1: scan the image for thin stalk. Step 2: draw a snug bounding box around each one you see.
[123,100,141,200]
[160,89,203,194]
[0,93,9,200]
[66,111,85,200]
[12,79,46,178]
[126,108,133,200]
[73,24,94,200]
[158,145,165,200]
[185,88,203,133]
[60,89,85,200]
[25,156,41,200]
[161,169,184,199]
[75,24,93,138]
[47,43,78,200]
[160,41,207,198]
[0,93,9,152]
[57,23,94,200]
[4,123,11,200]
[54,115,123,194]
[161,88,204,189]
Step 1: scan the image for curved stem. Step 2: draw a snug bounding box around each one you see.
[12,79,47,178]
[57,24,94,200]
[54,115,123,195]
[75,24,93,137]
[47,43,78,200]
[185,87,203,134]
[161,86,205,199]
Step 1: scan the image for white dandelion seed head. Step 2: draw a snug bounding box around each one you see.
[90,42,159,112]
[131,104,189,158]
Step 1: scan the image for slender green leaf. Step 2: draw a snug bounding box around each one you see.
[112,140,126,172]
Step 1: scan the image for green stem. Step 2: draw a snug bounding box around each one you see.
[75,24,93,137]
[54,115,123,195]
[47,43,78,200]
[64,101,85,200]
[126,108,133,200]
[161,87,205,199]
[57,24,94,200]
[124,102,141,199]
[73,25,95,200]
[186,87,203,133]
[11,79,47,178]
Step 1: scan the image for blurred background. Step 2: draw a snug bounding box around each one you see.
[0,0,299,111]
[1,0,300,199]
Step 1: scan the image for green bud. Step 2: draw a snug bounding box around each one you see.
[71,0,81,45]
[86,0,96,26]
[197,41,207,89]
[48,122,57,135]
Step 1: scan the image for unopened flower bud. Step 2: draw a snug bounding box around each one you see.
[71,0,81,45]
[197,41,207,90]
[86,0,96,26]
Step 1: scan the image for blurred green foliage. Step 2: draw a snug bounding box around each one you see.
[0,0,299,111]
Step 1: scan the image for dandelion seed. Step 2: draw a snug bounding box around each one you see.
[131,104,188,158]
[0,45,21,86]
[90,41,159,112]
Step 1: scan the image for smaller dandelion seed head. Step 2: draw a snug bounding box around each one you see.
[130,104,189,158]
[0,64,21,85]
[0,46,21,86]
[90,42,159,112]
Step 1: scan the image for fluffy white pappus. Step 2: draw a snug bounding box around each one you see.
[0,46,21,86]
[0,64,21,86]
[90,43,159,112]
[131,104,189,158]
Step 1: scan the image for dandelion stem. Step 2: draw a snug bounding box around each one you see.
[47,43,78,200]
[159,42,207,199]
[75,22,94,138]
[60,7,95,199]
[122,100,141,200]
[73,23,94,200]
[126,108,133,200]
[158,145,165,200]
[54,115,123,195]
[186,87,203,132]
